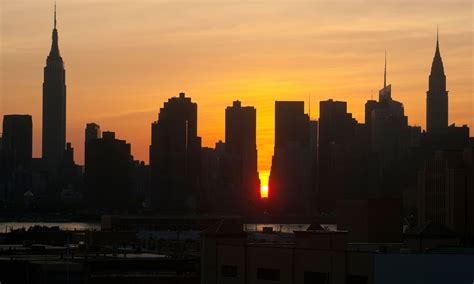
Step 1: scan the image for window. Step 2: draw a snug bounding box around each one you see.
[257,268,280,281]
[304,271,331,284]
[221,265,238,278]
[347,275,368,284]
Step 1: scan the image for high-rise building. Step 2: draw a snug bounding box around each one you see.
[362,55,417,202]
[274,102,309,149]
[269,101,313,215]
[309,119,319,214]
[365,56,421,207]
[149,92,202,212]
[85,123,101,163]
[317,100,359,212]
[421,124,470,153]
[418,149,474,239]
[463,147,474,241]
[60,142,81,191]
[419,35,469,154]
[1,115,33,202]
[418,32,470,154]
[2,115,33,169]
[200,142,226,214]
[85,123,101,143]
[225,101,260,214]
[426,31,448,134]
[85,131,133,210]
[42,5,66,168]
[130,160,150,209]
[368,54,411,166]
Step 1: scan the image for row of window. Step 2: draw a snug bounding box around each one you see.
[221,265,368,283]
[222,265,282,280]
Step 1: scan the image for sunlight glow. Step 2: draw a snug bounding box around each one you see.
[260,185,269,199]
[259,171,270,199]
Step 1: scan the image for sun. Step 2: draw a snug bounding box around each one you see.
[260,185,269,199]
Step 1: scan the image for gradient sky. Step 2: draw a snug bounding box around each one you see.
[1,0,473,187]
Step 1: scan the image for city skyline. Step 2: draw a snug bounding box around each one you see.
[1,3,473,282]
[1,1,472,188]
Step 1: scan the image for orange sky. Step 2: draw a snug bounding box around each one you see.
[1,0,473,187]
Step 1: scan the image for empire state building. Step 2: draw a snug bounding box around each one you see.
[42,5,67,167]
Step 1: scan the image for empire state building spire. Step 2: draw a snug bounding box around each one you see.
[426,28,448,133]
[42,3,67,168]
[48,2,62,62]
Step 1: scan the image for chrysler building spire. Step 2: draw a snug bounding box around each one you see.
[426,28,448,133]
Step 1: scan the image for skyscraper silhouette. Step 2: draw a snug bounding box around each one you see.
[1,115,33,201]
[269,101,313,215]
[42,4,66,168]
[2,115,33,170]
[362,55,421,202]
[85,131,133,210]
[317,100,359,212]
[85,123,101,143]
[84,123,101,181]
[367,54,411,169]
[418,149,474,239]
[225,101,260,214]
[426,30,448,133]
[149,92,202,212]
[85,123,101,163]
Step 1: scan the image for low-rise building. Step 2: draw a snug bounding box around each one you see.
[201,219,474,284]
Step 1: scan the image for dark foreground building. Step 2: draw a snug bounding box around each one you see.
[201,219,474,284]
[0,247,199,284]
